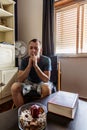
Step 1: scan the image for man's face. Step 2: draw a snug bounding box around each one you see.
[28,41,42,58]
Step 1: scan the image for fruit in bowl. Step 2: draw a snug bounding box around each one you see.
[18,103,47,130]
[30,104,43,118]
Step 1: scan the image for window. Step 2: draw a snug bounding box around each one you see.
[55,1,87,54]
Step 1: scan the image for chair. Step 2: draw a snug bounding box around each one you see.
[50,56,61,91]
[50,55,59,92]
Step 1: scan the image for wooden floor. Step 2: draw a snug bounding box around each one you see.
[0,100,13,113]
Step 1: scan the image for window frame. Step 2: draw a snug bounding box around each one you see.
[54,0,87,57]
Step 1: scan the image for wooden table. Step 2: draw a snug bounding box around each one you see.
[0,92,87,130]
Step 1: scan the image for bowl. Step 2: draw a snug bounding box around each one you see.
[18,102,47,130]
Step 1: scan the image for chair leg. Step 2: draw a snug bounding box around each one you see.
[58,61,61,91]
[11,103,16,109]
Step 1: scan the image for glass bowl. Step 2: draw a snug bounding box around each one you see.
[18,102,47,130]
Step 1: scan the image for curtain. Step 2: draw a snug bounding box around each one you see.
[42,0,54,56]
[14,0,18,41]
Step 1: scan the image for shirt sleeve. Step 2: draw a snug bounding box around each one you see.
[18,57,28,70]
[44,57,52,71]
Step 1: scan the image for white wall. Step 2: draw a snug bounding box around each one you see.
[59,57,87,99]
[17,0,43,44]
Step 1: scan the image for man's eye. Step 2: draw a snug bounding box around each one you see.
[30,47,39,50]
[30,47,33,49]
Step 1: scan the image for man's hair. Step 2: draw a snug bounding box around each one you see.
[28,39,41,45]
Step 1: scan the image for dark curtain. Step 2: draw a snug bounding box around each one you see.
[14,0,18,67]
[14,0,18,41]
[42,0,54,57]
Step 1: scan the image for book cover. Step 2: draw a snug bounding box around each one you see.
[47,91,79,119]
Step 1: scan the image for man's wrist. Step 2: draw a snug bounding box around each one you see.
[33,64,38,69]
[28,62,32,67]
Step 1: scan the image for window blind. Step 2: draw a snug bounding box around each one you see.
[55,2,87,54]
[82,4,87,53]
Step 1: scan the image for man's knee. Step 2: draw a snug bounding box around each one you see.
[11,82,21,93]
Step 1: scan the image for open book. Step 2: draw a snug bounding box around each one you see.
[47,91,79,119]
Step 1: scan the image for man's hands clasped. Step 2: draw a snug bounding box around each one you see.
[29,55,38,68]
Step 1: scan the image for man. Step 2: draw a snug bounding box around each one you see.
[11,39,52,107]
